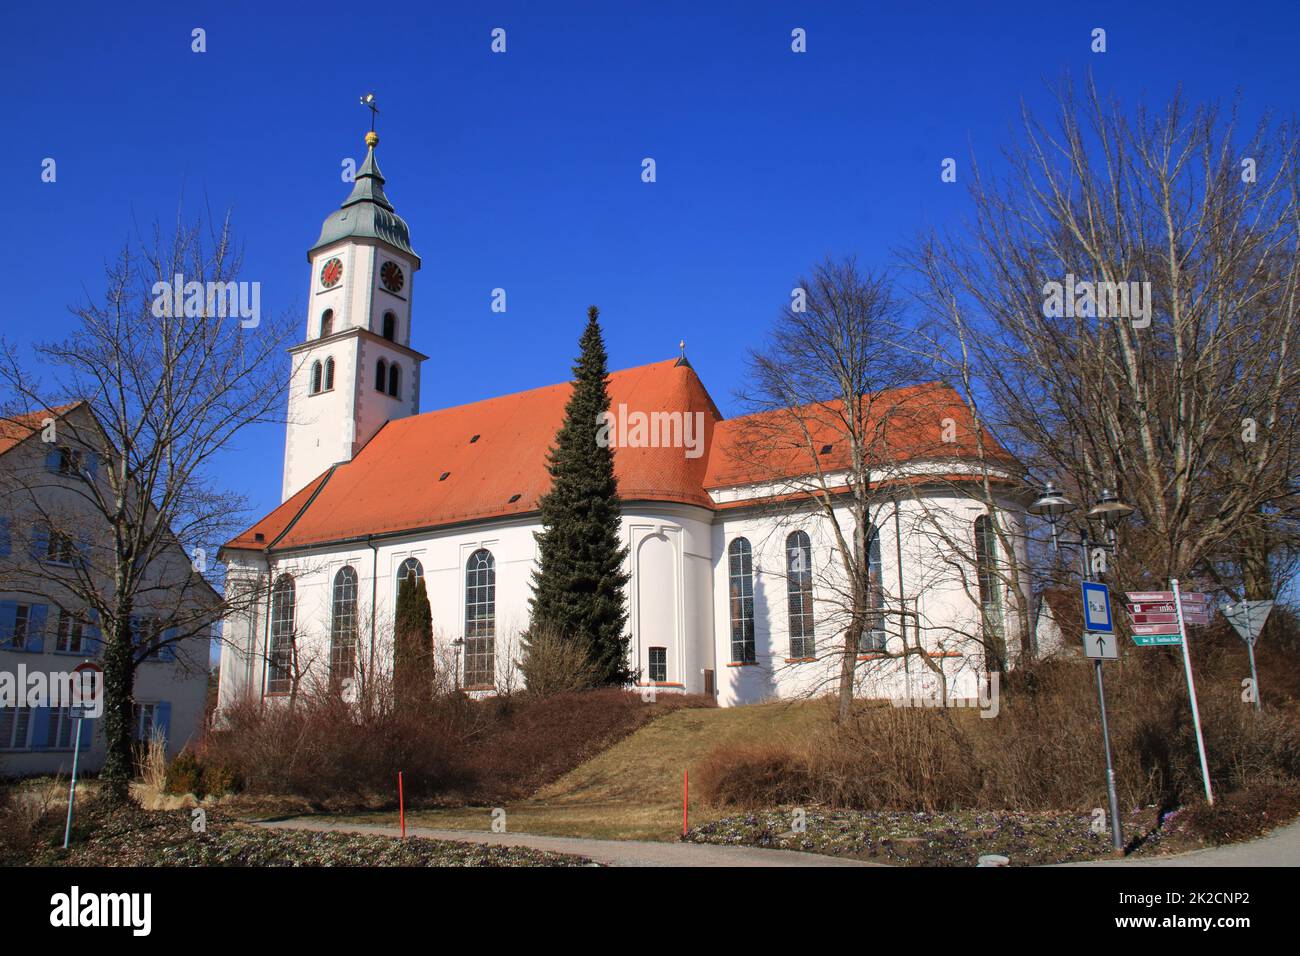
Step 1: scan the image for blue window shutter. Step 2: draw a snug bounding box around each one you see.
[26,605,47,653]
[78,714,94,748]
[0,515,10,557]
[160,627,178,662]
[29,707,51,750]
[30,525,49,562]
[44,449,61,473]
[0,602,16,647]
[154,702,172,743]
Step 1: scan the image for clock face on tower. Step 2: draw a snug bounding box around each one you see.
[380,260,405,294]
[320,257,343,289]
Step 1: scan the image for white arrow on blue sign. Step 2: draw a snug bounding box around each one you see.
[1081,581,1114,634]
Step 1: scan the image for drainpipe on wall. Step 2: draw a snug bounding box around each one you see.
[368,535,379,677]
[258,556,272,713]
[894,497,909,688]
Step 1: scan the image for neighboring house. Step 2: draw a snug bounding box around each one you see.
[217,130,1031,711]
[0,404,212,776]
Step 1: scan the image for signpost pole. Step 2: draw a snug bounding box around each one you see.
[62,716,83,850]
[1172,578,1214,805]
[1244,604,1261,711]
[1081,534,1123,852]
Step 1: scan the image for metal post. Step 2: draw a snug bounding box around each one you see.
[1173,579,1214,805]
[1081,532,1124,852]
[62,717,83,850]
[1244,603,1261,711]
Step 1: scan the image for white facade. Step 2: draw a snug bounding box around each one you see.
[0,406,210,776]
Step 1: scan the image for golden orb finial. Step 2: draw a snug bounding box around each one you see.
[365,130,379,148]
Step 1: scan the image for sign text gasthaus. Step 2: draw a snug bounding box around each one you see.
[49,886,151,937]
[0,665,102,718]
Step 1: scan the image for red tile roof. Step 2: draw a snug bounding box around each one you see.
[225,365,1014,553]
[0,403,84,456]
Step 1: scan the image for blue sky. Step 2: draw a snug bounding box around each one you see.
[2,0,1298,535]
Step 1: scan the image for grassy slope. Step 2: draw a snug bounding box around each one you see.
[345,698,830,841]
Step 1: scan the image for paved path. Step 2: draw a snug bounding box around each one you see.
[258,818,876,867]
[1066,818,1300,867]
[262,816,1300,867]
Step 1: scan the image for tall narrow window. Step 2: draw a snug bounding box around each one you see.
[388,364,400,398]
[375,358,387,391]
[382,311,397,341]
[648,647,667,683]
[323,357,335,391]
[396,557,424,601]
[310,360,322,395]
[268,574,295,695]
[859,524,887,652]
[786,530,815,658]
[974,514,1004,641]
[330,566,358,684]
[464,549,495,687]
[320,309,334,337]
[728,538,756,663]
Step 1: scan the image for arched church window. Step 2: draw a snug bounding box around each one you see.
[323,357,335,391]
[974,514,1004,643]
[320,309,334,338]
[728,538,755,663]
[382,311,397,341]
[268,574,295,695]
[310,360,322,395]
[330,565,358,683]
[396,557,423,601]
[388,364,400,398]
[464,549,495,688]
[786,530,814,658]
[859,524,887,652]
[375,358,387,392]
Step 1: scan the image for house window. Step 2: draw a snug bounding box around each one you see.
[382,311,396,341]
[58,446,83,476]
[132,702,158,741]
[859,524,887,652]
[387,364,400,398]
[786,530,815,657]
[320,309,334,337]
[0,707,32,750]
[44,528,75,565]
[464,549,495,687]
[45,707,76,750]
[975,514,1004,642]
[323,357,335,391]
[268,574,295,695]
[55,608,85,654]
[648,647,667,683]
[330,566,358,683]
[8,604,30,650]
[375,358,387,391]
[310,360,323,395]
[728,538,756,663]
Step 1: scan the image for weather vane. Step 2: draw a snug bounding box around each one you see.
[359,92,379,132]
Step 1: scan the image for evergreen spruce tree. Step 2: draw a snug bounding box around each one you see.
[527,306,634,686]
[393,573,434,708]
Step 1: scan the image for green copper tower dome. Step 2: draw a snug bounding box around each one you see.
[309,131,420,265]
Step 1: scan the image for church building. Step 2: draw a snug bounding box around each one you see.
[216,131,1028,711]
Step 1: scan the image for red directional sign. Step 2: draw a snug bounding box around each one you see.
[1128,601,1177,615]
[1130,612,1178,625]
[1131,622,1183,636]
[1128,591,1175,603]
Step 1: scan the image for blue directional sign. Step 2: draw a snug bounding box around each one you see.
[1081,581,1114,634]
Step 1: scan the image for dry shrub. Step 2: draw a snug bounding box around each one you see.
[518,625,599,697]
[0,779,64,860]
[698,636,1300,814]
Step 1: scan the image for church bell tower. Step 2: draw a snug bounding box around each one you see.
[281,128,427,502]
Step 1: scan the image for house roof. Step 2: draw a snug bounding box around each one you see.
[226,364,1018,554]
[0,402,84,456]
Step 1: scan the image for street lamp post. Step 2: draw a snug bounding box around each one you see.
[1029,483,1134,854]
[451,637,464,692]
